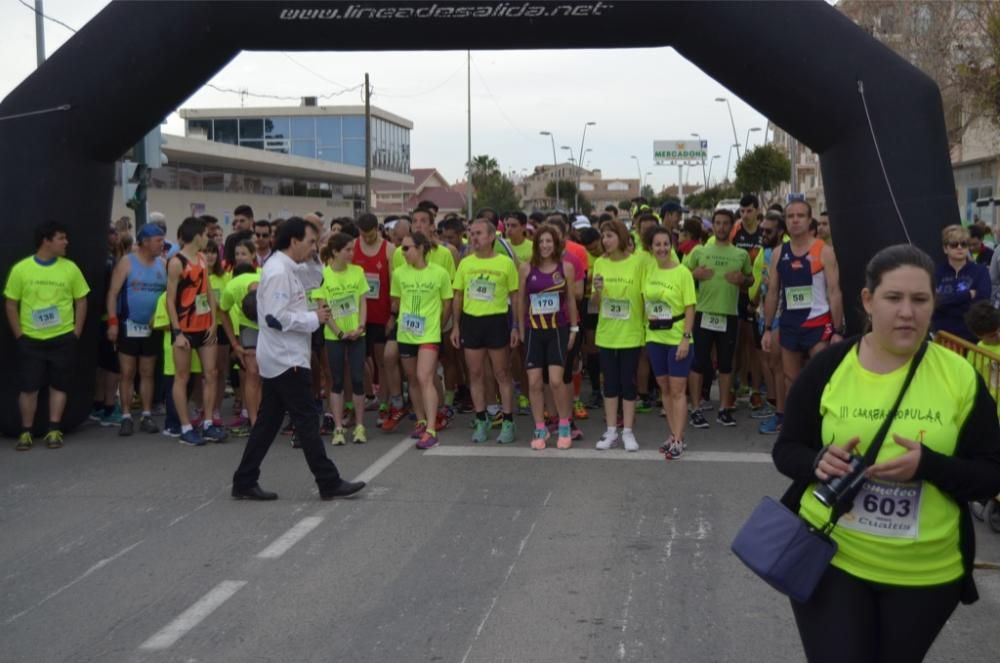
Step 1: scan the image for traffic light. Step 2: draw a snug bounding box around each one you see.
[122,160,149,210]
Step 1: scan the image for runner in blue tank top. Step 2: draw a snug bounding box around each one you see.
[106,223,168,436]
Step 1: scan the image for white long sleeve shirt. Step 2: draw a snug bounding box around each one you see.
[255,250,320,378]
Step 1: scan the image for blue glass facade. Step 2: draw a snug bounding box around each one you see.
[187,114,410,175]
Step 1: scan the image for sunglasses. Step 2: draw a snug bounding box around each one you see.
[946,241,968,249]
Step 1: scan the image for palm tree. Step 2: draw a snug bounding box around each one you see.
[469,154,500,189]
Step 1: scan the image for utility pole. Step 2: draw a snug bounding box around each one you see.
[132,137,148,230]
[364,72,372,213]
[34,0,46,67]
[466,50,473,221]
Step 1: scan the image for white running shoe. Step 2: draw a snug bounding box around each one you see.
[596,429,618,450]
[622,429,639,452]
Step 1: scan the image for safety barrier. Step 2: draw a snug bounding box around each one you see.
[933,330,1000,537]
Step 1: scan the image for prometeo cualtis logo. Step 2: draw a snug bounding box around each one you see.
[279,2,615,21]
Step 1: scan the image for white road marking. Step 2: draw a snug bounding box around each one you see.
[353,436,415,483]
[256,516,325,559]
[423,446,772,463]
[4,540,144,624]
[139,580,247,651]
[167,498,216,528]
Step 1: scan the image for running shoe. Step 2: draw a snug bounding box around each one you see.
[699,399,715,412]
[734,385,751,403]
[621,429,639,452]
[530,427,549,450]
[689,409,710,429]
[750,402,776,420]
[716,409,737,427]
[162,426,182,438]
[139,416,159,434]
[100,408,123,427]
[409,421,427,440]
[228,414,249,429]
[573,399,589,420]
[228,424,251,438]
[415,430,439,450]
[556,434,572,450]
[668,439,684,459]
[635,399,653,414]
[331,428,347,446]
[382,407,406,433]
[517,394,531,416]
[596,429,618,450]
[658,439,673,456]
[749,392,764,410]
[497,420,516,444]
[456,397,475,414]
[472,418,490,444]
[89,407,104,423]
[352,425,367,444]
[343,407,356,428]
[281,420,295,435]
[585,392,603,410]
[570,421,584,441]
[15,431,32,451]
[202,425,229,443]
[179,429,206,446]
[376,403,389,429]
[435,406,453,432]
[364,395,380,411]
[320,414,336,435]
[44,430,64,449]
[118,417,135,437]
[758,415,782,435]
[290,435,301,449]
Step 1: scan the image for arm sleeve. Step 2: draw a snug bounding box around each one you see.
[390,271,400,298]
[3,266,22,300]
[973,265,991,303]
[683,270,697,308]
[71,264,91,298]
[772,346,846,482]
[259,269,319,334]
[916,376,1000,502]
[506,260,519,292]
[452,263,465,291]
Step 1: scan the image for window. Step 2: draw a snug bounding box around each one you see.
[343,139,366,167]
[188,119,213,140]
[608,181,629,191]
[291,117,315,140]
[317,146,343,163]
[316,117,343,147]
[213,119,238,145]
[291,141,317,159]
[264,117,289,140]
[241,140,263,151]
[343,116,365,139]
[239,118,263,141]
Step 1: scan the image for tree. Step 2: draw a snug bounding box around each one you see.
[734,145,791,203]
[957,3,1000,131]
[640,184,656,200]
[544,179,578,209]
[469,154,500,190]
[474,171,522,213]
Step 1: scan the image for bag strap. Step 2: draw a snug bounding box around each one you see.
[827,340,929,527]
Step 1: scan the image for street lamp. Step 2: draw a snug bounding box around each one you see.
[725,142,739,184]
[630,155,642,201]
[576,121,596,211]
[540,130,559,210]
[716,96,741,162]
[706,154,720,188]
[743,126,761,154]
[644,171,653,196]
[691,132,707,189]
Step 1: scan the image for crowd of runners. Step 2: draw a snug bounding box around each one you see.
[5,195,855,454]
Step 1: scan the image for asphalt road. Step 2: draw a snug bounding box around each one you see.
[2,399,999,663]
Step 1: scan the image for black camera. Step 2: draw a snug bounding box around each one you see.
[813,455,867,508]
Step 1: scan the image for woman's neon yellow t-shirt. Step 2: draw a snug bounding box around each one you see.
[798,342,973,586]
[316,264,368,340]
[3,256,90,340]
[592,254,645,349]
[452,254,519,317]
[509,238,533,264]
[390,263,453,344]
[642,263,696,346]
[208,272,231,311]
[220,272,261,332]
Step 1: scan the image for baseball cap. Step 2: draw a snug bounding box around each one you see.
[572,215,591,230]
[660,201,688,215]
[137,223,165,242]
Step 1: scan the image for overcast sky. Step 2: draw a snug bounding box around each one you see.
[1,0,771,191]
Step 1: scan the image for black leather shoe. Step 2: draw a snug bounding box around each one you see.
[231,485,278,501]
[320,480,366,500]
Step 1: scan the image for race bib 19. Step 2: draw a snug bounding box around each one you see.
[530,292,560,315]
[468,278,496,302]
[701,313,727,332]
[839,480,922,540]
[785,285,813,310]
[601,298,631,320]
[331,295,358,319]
[402,313,426,337]
[31,305,61,329]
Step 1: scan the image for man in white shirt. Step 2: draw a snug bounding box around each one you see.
[232,217,366,501]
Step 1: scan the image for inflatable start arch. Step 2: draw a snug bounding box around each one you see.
[0,0,958,434]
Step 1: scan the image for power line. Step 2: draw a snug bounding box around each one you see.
[374,62,466,98]
[280,53,352,90]
[205,82,364,102]
[16,0,76,33]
